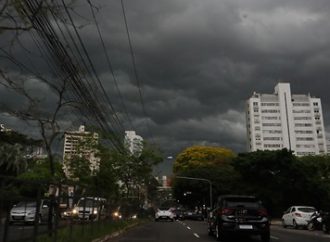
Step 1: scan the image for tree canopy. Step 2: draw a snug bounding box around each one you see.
[173,146,236,173]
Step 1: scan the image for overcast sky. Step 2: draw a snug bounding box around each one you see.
[2,0,330,175]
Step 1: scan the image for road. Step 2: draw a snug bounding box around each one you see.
[111,219,330,242]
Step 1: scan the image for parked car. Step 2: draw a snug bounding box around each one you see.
[281,206,316,229]
[184,209,204,221]
[9,200,50,224]
[72,197,108,221]
[208,195,270,242]
[173,208,186,220]
[154,207,175,221]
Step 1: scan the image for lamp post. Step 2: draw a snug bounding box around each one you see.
[175,176,213,209]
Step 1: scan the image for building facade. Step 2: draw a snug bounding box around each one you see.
[62,125,100,178]
[246,83,327,156]
[124,131,143,157]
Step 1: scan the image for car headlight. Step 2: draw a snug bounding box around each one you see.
[93,210,98,215]
[72,209,78,214]
[131,214,137,219]
[64,211,68,216]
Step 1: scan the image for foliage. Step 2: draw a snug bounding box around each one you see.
[17,158,65,196]
[173,165,241,208]
[173,146,236,173]
[172,145,238,208]
[232,149,330,216]
[111,142,163,200]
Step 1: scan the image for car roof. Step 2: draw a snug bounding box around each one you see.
[292,206,316,208]
[218,195,257,200]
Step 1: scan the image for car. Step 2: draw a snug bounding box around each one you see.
[208,195,270,242]
[155,207,175,221]
[9,200,50,224]
[282,206,316,229]
[172,208,186,220]
[184,209,204,221]
[72,197,108,221]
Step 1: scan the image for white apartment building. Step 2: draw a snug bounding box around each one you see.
[63,125,100,178]
[124,130,143,157]
[246,83,327,156]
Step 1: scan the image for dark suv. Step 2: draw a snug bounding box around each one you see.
[208,195,270,242]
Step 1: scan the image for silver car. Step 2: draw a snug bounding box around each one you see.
[9,200,50,224]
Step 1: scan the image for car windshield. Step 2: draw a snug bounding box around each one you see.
[15,202,36,208]
[298,207,316,213]
[77,199,100,208]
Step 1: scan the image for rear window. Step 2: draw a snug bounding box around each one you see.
[224,197,260,209]
[77,199,101,208]
[297,207,316,213]
[159,207,170,211]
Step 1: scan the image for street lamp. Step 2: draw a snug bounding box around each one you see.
[175,176,213,209]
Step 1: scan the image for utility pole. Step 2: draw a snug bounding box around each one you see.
[175,176,213,209]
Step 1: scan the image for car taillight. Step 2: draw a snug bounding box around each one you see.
[295,213,302,217]
[220,208,234,216]
[258,208,268,217]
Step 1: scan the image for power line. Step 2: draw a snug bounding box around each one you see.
[87,0,135,131]
[120,0,155,142]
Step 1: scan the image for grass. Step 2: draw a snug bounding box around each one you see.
[36,218,147,242]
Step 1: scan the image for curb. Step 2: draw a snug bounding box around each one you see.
[271,219,282,226]
[92,220,145,242]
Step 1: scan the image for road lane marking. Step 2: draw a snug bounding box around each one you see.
[193,233,200,238]
[270,235,279,240]
[187,226,191,230]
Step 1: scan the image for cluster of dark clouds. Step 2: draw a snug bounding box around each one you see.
[2,0,330,174]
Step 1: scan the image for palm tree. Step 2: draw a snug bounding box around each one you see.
[0,143,28,176]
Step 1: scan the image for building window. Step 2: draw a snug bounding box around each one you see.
[296,137,314,141]
[295,123,312,127]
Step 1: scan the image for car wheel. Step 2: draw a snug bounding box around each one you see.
[208,226,213,236]
[155,218,158,222]
[323,224,329,234]
[293,220,298,229]
[307,222,314,231]
[282,219,287,228]
[260,232,270,242]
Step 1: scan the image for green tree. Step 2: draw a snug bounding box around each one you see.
[232,149,330,216]
[0,143,27,176]
[173,145,238,208]
[17,158,65,197]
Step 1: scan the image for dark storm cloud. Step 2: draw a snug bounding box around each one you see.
[2,0,330,174]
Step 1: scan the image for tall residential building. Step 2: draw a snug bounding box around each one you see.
[63,125,100,178]
[246,83,327,156]
[124,131,143,157]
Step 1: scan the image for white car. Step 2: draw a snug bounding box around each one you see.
[282,206,316,229]
[155,207,175,221]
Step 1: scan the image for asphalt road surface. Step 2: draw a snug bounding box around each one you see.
[111,220,330,242]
